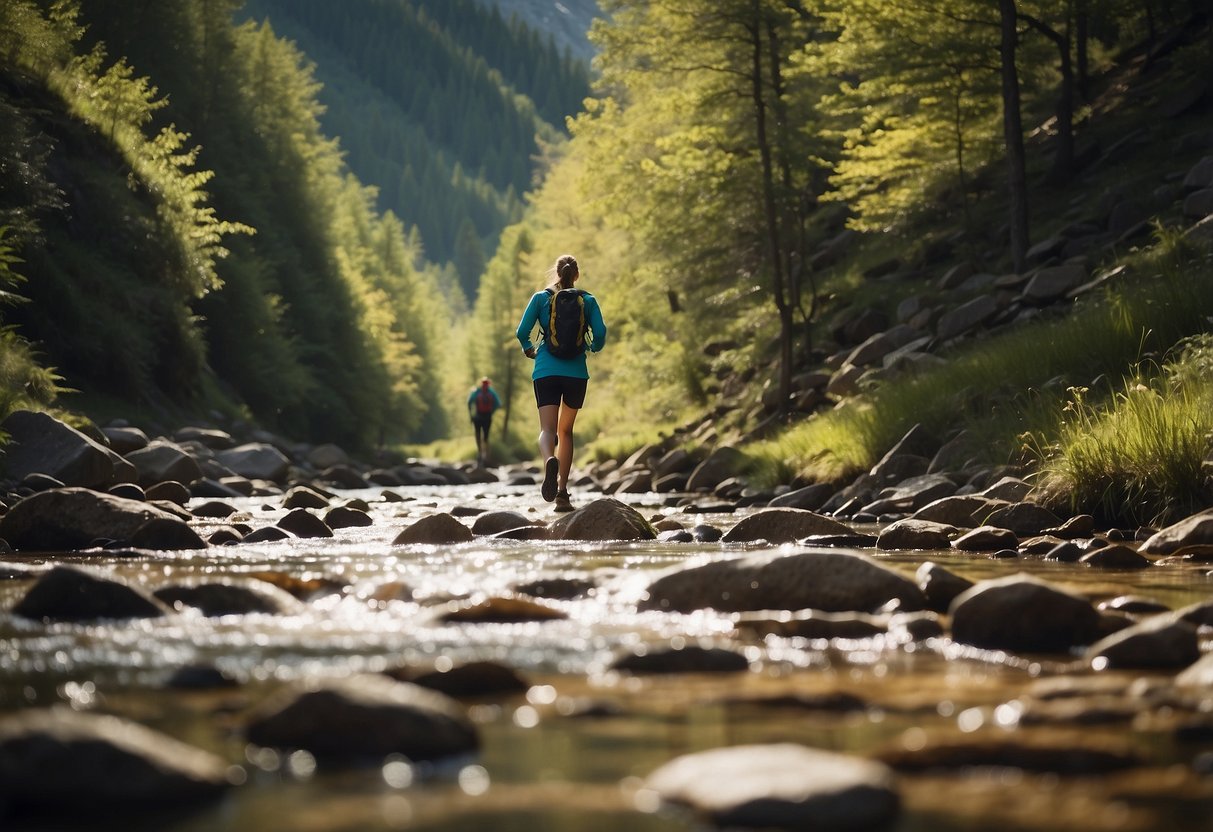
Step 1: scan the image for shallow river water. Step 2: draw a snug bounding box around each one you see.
[2,481,1212,831]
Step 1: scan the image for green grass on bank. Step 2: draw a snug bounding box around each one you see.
[749,227,1213,523]
[1031,334,1213,526]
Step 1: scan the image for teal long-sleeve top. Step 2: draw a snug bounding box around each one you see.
[515,289,607,380]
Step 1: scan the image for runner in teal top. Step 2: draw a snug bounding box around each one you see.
[515,254,608,511]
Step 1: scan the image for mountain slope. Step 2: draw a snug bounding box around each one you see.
[239,0,593,298]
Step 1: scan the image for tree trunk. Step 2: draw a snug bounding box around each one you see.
[999,0,1030,272]
[1021,10,1076,184]
[749,1,793,410]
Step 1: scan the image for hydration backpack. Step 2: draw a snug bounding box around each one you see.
[475,388,494,414]
[543,288,588,359]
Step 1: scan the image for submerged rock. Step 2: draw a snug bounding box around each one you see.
[403,661,529,698]
[643,743,900,830]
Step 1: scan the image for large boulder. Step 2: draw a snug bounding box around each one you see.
[0,708,231,810]
[640,550,925,614]
[950,575,1100,653]
[124,440,203,487]
[0,410,129,488]
[548,498,655,541]
[214,443,291,483]
[644,743,900,831]
[13,564,168,622]
[721,508,854,544]
[0,487,188,551]
[244,674,478,761]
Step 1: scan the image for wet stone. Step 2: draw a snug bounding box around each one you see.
[392,513,474,545]
[735,610,886,640]
[282,485,329,509]
[13,564,168,622]
[0,708,232,810]
[154,578,303,617]
[143,479,193,504]
[276,508,333,539]
[512,576,596,600]
[949,575,1101,653]
[915,562,973,612]
[191,500,238,518]
[952,525,1019,552]
[1098,595,1170,614]
[402,660,530,698]
[643,743,900,831]
[720,508,854,543]
[1087,614,1201,670]
[244,674,478,762]
[610,643,750,675]
[243,526,292,543]
[1080,543,1151,569]
[437,596,568,623]
[471,510,537,535]
[324,506,373,529]
[130,517,207,551]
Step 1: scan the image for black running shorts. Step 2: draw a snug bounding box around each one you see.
[533,375,588,409]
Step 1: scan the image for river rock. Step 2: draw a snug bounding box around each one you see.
[768,483,833,510]
[130,517,208,551]
[1086,613,1201,670]
[951,525,1018,551]
[124,440,203,487]
[405,660,529,698]
[0,487,186,551]
[276,508,333,539]
[392,513,474,545]
[911,495,1006,528]
[13,564,168,621]
[283,485,330,509]
[307,443,350,470]
[1177,651,1213,687]
[146,480,192,504]
[154,578,304,616]
[215,443,291,483]
[685,446,749,492]
[982,502,1062,536]
[244,674,478,761]
[0,410,129,489]
[878,735,1141,774]
[643,743,900,830]
[438,596,567,623]
[191,500,237,518]
[735,609,886,640]
[915,561,973,612]
[102,425,150,454]
[173,426,235,449]
[610,643,750,674]
[1139,508,1213,554]
[950,575,1100,652]
[1080,543,1151,569]
[471,510,538,535]
[640,550,925,614]
[878,518,956,550]
[721,508,853,544]
[324,506,373,529]
[0,708,231,810]
[548,498,655,541]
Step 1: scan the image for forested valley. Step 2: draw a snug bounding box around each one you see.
[1,0,1212,525]
[0,0,590,452]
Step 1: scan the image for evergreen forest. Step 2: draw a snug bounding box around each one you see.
[2,0,1213,526]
